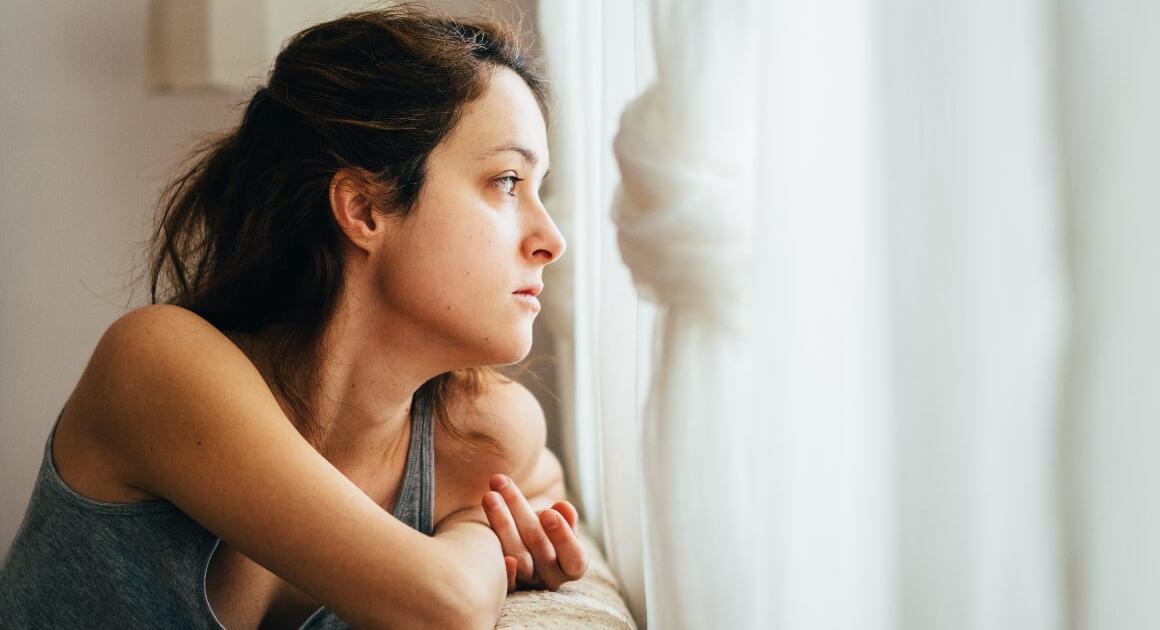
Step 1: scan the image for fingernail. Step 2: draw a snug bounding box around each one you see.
[541,512,558,529]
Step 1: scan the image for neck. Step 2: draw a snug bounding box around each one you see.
[235,292,457,472]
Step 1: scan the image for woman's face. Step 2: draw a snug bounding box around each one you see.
[373,67,565,367]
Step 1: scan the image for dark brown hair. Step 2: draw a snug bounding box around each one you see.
[148,3,549,446]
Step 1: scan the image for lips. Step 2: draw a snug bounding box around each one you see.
[513,284,542,313]
[513,284,543,297]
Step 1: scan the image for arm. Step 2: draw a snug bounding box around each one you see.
[80,306,504,629]
[428,511,509,620]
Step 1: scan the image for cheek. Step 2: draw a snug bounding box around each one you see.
[375,198,529,347]
[382,223,499,313]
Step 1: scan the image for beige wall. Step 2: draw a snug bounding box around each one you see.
[0,1,240,553]
[0,0,549,555]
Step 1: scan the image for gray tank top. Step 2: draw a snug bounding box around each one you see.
[0,392,436,629]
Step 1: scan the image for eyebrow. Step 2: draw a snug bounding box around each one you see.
[480,144,542,170]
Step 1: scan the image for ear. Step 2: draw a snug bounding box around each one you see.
[328,169,392,254]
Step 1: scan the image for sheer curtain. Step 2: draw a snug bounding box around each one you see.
[540,0,1159,628]
[535,1,652,624]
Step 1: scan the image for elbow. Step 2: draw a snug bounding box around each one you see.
[357,563,502,630]
[440,564,506,630]
[440,605,499,630]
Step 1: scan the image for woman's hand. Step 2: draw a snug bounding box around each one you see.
[482,474,588,592]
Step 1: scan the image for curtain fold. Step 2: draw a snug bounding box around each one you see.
[611,1,764,628]
[1058,2,1160,627]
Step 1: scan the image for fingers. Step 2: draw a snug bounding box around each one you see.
[489,475,590,591]
[540,508,588,580]
[551,501,580,531]
[482,491,535,583]
[490,474,568,589]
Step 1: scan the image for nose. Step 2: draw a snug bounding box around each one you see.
[525,199,567,264]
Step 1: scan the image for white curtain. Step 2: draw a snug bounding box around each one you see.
[535,1,653,624]
[611,0,765,629]
[1057,3,1160,628]
[542,0,1160,628]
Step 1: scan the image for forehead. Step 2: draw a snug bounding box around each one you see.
[436,67,548,167]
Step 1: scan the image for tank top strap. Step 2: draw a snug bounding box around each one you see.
[391,390,435,535]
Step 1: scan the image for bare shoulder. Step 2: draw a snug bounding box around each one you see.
[56,304,271,502]
[67,303,266,427]
[448,373,546,457]
[434,372,549,514]
[92,303,248,370]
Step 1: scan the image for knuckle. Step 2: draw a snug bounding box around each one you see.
[495,509,517,528]
[544,520,569,541]
[532,537,557,560]
[519,525,550,549]
[494,519,517,540]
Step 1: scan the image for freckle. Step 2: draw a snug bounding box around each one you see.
[196,440,202,446]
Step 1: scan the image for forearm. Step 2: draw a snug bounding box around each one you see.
[431,506,509,626]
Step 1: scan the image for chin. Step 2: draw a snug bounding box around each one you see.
[494,341,533,366]
[440,313,534,366]
[485,329,534,366]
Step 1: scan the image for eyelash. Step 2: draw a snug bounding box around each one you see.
[496,175,524,197]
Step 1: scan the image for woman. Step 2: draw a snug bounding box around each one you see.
[0,5,586,628]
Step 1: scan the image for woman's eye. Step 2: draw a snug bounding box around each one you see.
[496,175,523,197]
